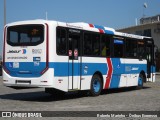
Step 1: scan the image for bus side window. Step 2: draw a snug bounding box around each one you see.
[56,28,67,55]
[83,32,92,56]
[137,41,145,59]
[92,33,100,56]
[101,35,110,57]
[126,38,137,58]
[146,47,151,62]
[113,39,124,58]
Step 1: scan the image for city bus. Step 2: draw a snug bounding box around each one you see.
[2,20,155,96]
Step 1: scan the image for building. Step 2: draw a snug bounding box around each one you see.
[118,14,160,71]
[0,56,2,76]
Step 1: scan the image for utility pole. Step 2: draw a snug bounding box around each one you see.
[143,3,147,18]
[4,0,6,26]
[141,3,147,35]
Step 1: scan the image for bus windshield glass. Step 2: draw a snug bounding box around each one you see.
[7,24,44,46]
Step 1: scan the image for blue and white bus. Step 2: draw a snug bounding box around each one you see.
[3,20,155,96]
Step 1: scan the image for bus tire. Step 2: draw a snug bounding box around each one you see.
[137,74,144,89]
[90,74,102,96]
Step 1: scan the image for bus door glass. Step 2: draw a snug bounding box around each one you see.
[146,39,155,81]
[68,29,81,90]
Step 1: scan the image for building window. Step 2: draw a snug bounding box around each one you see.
[143,29,151,37]
[135,31,143,36]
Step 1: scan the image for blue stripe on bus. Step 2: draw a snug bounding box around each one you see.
[109,75,121,89]
[50,62,108,76]
[5,60,147,78]
[104,30,114,35]
[94,25,105,30]
[93,24,114,35]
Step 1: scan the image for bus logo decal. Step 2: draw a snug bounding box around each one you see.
[74,49,78,57]
[33,57,41,62]
[69,50,72,56]
[84,65,88,74]
[22,49,26,54]
[13,62,19,68]
[9,63,13,68]
[33,57,41,66]
[132,67,139,71]
[7,50,21,53]
[32,49,42,54]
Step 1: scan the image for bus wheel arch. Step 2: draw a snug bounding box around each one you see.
[89,71,103,96]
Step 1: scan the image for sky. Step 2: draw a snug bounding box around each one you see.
[0,0,160,56]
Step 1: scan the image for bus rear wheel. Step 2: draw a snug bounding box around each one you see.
[137,74,144,89]
[90,74,102,96]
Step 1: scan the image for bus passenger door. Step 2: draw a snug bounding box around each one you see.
[68,29,81,90]
[146,39,155,82]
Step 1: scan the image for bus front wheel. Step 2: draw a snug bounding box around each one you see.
[90,74,102,96]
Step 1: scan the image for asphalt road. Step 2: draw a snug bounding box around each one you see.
[0,75,160,119]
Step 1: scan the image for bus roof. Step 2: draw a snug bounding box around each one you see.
[6,19,152,40]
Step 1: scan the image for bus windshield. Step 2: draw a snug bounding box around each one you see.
[7,24,44,46]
